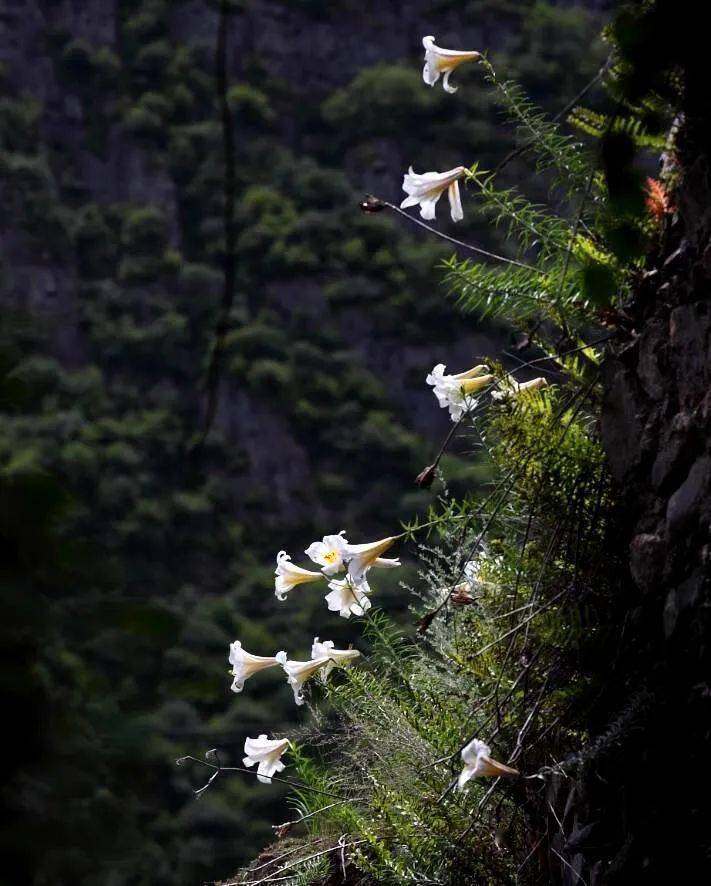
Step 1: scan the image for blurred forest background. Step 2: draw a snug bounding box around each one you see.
[0,1,608,883]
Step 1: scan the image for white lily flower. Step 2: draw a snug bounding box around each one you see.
[426,363,495,421]
[274,550,325,601]
[228,641,285,693]
[275,651,331,705]
[305,531,348,575]
[422,35,482,94]
[401,166,466,222]
[325,575,372,619]
[373,557,401,569]
[311,637,361,677]
[491,376,548,402]
[243,734,290,784]
[463,559,480,586]
[343,536,399,582]
[457,738,519,790]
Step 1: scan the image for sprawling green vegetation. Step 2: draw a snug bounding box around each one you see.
[225,16,677,886]
[0,1,614,883]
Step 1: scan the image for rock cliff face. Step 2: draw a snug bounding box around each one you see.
[549,62,711,884]
[4,0,543,521]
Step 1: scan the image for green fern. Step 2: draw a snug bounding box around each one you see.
[465,164,573,256]
[569,105,666,151]
[483,61,597,197]
[443,254,589,329]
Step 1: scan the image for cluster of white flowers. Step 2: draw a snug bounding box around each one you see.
[228,533,399,779]
[426,362,548,422]
[227,34,525,794]
[275,531,400,614]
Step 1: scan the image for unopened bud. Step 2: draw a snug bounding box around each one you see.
[415,464,437,488]
[360,195,385,213]
[450,584,476,608]
[273,822,292,839]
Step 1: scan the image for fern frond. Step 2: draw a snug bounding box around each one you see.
[465,164,572,258]
[569,106,666,151]
[443,255,588,330]
[483,62,596,197]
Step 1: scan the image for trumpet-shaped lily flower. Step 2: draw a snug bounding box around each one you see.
[426,363,495,421]
[373,556,401,569]
[243,734,290,783]
[491,376,548,402]
[229,641,285,693]
[401,166,466,222]
[422,35,482,94]
[276,651,331,705]
[325,576,372,619]
[274,550,324,601]
[457,738,519,789]
[343,536,399,582]
[311,637,361,677]
[305,531,348,575]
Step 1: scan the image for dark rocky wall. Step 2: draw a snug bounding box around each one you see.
[549,20,711,879]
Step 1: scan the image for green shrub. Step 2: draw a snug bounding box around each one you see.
[117,255,163,284]
[245,359,292,393]
[132,40,173,83]
[61,440,99,481]
[226,83,275,127]
[0,97,42,153]
[323,64,439,137]
[225,317,288,361]
[73,205,118,278]
[179,263,222,294]
[122,105,164,144]
[121,206,169,254]
[0,153,53,192]
[104,441,142,467]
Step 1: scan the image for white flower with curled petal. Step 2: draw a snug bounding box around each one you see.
[373,556,401,570]
[276,651,331,705]
[304,531,348,575]
[243,734,290,784]
[426,363,495,421]
[311,637,361,677]
[325,575,372,619]
[457,739,519,790]
[401,166,466,222]
[343,536,400,583]
[229,641,284,693]
[422,35,482,94]
[274,550,324,601]
[491,376,548,402]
